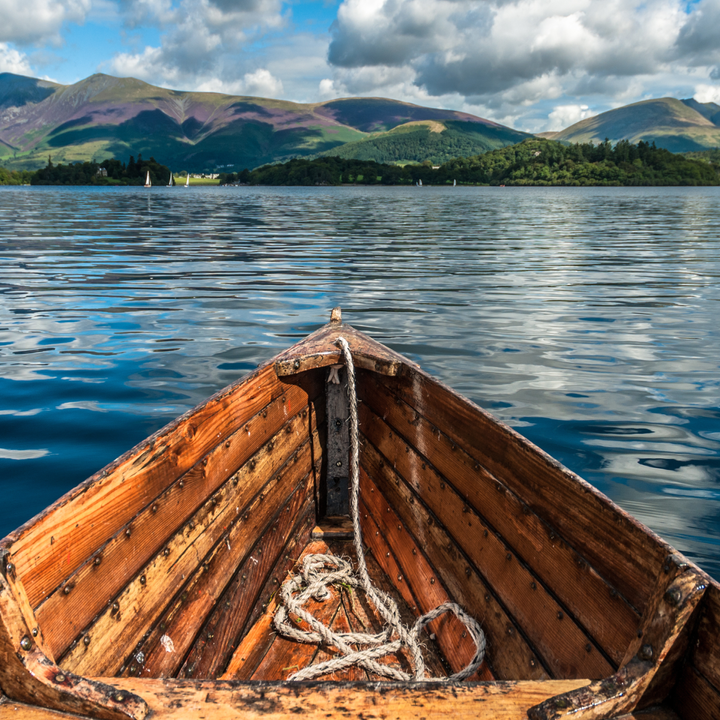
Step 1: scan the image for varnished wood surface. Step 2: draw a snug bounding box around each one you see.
[88,678,592,720]
[369,367,671,615]
[358,370,639,667]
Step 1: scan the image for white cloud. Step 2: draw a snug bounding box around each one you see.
[0,42,34,75]
[694,83,720,104]
[0,0,90,45]
[196,68,284,97]
[547,103,592,130]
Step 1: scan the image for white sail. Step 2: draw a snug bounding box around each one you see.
[185,174,190,188]
[453,179,456,187]
[167,172,174,187]
[144,171,151,188]
[418,178,422,187]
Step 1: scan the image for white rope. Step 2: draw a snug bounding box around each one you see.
[273,336,486,682]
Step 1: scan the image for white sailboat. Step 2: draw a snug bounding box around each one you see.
[144,171,151,188]
[185,173,190,188]
[417,178,422,187]
[167,172,174,187]
[453,179,457,187]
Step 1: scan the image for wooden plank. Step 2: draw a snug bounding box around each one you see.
[125,465,317,680]
[59,425,321,677]
[5,366,320,610]
[0,696,87,719]
[358,371,639,666]
[369,367,669,613]
[0,574,148,720]
[220,540,329,680]
[273,321,410,378]
[672,664,720,720]
[87,678,592,720]
[38,392,319,661]
[325,365,349,516]
[359,401,615,680]
[690,582,720,692]
[359,455,546,681]
[359,494,491,681]
[178,506,315,679]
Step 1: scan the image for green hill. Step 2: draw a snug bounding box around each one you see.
[552,98,720,153]
[320,119,528,165]
[0,73,518,171]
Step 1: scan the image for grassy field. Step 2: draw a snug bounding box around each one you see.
[174,176,220,185]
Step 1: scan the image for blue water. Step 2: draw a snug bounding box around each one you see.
[1,185,719,580]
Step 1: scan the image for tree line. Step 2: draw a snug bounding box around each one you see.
[0,154,171,186]
[219,139,720,187]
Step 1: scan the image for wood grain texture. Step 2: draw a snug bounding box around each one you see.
[689,581,720,692]
[4,365,317,610]
[221,540,329,680]
[38,391,318,661]
[59,424,321,677]
[178,506,316,680]
[672,664,720,720]
[126,466,317,679]
[359,490,491,681]
[358,370,639,666]
[359,400,614,680]
[86,678,592,720]
[0,575,147,720]
[359,450,546,681]
[371,367,670,614]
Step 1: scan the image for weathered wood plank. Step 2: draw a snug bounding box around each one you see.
[358,454,546,681]
[38,392,319,661]
[178,506,315,680]
[126,466,317,680]
[220,540,329,680]
[370,367,669,613]
[672,664,720,720]
[359,400,614,679]
[87,678,592,720]
[5,365,320,610]
[0,574,147,720]
[690,582,720,692]
[60,424,321,677]
[359,493,491,681]
[358,371,639,666]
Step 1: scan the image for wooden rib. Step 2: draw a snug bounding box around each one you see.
[178,506,315,680]
[359,457,545,681]
[59,423,321,677]
[672,664,720,720]
[690,582,720,693]
[359,495,491,681]
[38,392,319,661]
[370,367,668,613]
[358,371,639,666]
[6,365,319,609]
[85,678,592,720]
[126,463,317,680]
[220,540,328,680]
[359,401,615,680]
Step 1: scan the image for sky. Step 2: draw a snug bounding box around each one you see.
[1,0,719,132]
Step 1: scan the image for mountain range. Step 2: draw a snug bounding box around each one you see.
[0,73,526,171]
[0,72,718,172]
[542,98,720,153]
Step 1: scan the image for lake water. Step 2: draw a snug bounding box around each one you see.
[1,185,719,580]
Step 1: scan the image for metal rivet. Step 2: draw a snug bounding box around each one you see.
[412,548,417,555]
[6,562,15,576]
[112,602,119,611]
[639,644,654,661]
[140,575,146,585]
[55,673,66,683]
[666,587,682,606]
[179,479,184,488]
[440,482,445,489]
[152,504,158,512]
[531,582,537,590]
[20,636,32,651]
[397,524,401,530]
[225,440,231,448]
[336,461,342,467]
[506,553,512,561]
[507,627,515,636]
[557,611,564,620]
[63,585,71,595]
[293,359,301,370]
[94,556,102,566]
[125,528,131,538]
[32,627,39,637]
[465,567,471,576]
[202,458,208,466]
[397,575,402,581]
[163,548,170,557]
[113,693,126,703]
[430,578,435,584]
[386,552,390,558]
[529,659,536,667]
[84,635,91,646]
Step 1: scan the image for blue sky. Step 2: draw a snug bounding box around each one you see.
[1,0,719,132]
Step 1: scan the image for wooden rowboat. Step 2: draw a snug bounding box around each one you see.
[1,309,718,720]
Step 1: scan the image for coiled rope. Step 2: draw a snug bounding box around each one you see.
[273,337,486,681]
